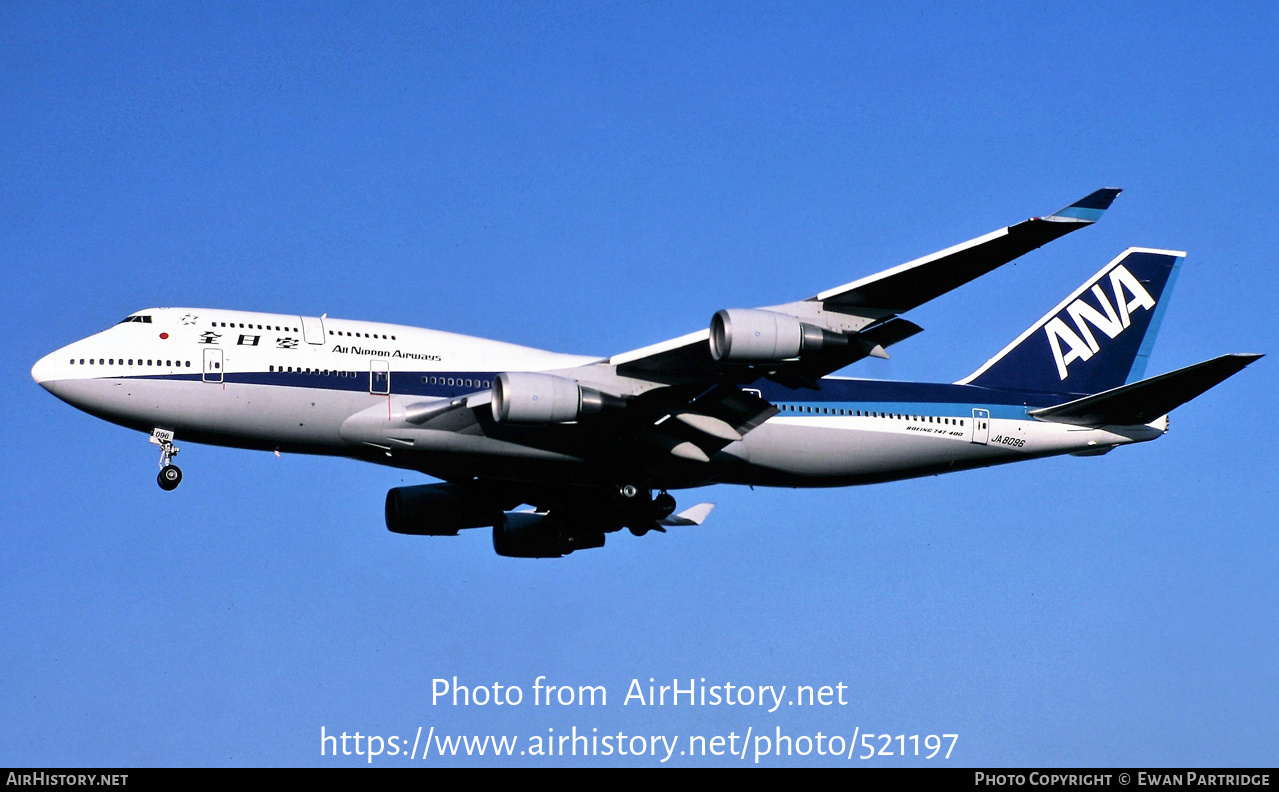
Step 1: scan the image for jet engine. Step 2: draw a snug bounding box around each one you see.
[709,308,848,363]
[385,483,504,536]
[491,512,607,558]
[490,371,623,424]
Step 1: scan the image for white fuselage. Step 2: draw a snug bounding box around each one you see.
[32,307,1163,490]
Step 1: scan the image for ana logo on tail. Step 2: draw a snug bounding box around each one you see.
[1045,264,1156,380]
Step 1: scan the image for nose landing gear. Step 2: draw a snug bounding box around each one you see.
[150,428,182,491]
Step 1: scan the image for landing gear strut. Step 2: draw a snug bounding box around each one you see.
[150,428,182,491]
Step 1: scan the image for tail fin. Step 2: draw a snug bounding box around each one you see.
[1029,354,1263,427]
[957,248,1184,394]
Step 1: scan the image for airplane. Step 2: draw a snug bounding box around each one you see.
[31,188,1261,558]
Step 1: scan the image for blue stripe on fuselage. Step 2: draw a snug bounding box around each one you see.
[752,378,1078,410]
[87,371,1078,416]
[772,401,1028,420]
[98,369,500,399]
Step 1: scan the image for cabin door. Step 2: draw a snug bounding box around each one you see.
[202,348,223,383]
[971,408,990,444]
[369,360,390,395]
[300,315,327,345]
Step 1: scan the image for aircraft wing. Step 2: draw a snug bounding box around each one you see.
[612,188,1122,385]
[808,187,1122,313]
[580,189,1124,462]
[423,189,1124,470]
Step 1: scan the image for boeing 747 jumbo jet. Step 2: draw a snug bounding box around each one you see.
[32,189,1260,557]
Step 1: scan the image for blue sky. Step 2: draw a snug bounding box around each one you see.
[2,2,1275,766]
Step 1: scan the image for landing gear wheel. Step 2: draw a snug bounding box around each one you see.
[653,491,677,519]
[158,465,183,491]
[617,484,640,499]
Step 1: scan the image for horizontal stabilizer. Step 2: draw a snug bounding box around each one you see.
[660,503,715,527]
[1029,354,1262,427]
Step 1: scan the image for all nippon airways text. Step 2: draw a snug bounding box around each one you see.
[430,676,849,712]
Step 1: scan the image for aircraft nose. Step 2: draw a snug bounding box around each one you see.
[31,350,60,390]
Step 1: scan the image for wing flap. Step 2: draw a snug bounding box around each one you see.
[635,384,778,462]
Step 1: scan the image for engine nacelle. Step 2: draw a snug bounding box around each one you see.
[491,372,622,424]
[492,512,607,558]
[709,308,848,363]
[385,483,503,536]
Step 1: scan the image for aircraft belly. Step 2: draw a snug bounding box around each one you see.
[738,420,985,481]
[731,417,1145,486]
[44,377,364,449]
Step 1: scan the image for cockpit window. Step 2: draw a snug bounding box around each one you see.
[117,315,153,324]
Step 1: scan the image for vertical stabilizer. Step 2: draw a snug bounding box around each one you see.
[958,248,1184,394]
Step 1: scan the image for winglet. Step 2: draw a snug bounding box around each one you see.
[659,503,715,527]
[1046,187,1122,223]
